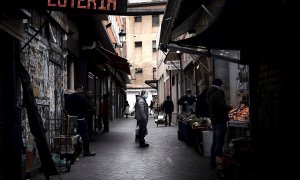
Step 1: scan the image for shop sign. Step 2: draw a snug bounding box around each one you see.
[47,0,127,13]
[166,60,181,70]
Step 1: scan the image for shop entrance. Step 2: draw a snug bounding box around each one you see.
[0,30,22,180]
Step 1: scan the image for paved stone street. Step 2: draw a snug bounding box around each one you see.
[33,116,218,180]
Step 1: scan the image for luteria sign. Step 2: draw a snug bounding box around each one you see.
[47,0,127,13]
[4,0,127,14]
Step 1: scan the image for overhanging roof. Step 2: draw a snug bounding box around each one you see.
[167,43,240,63]
[160,0,292,51]
[163,50,181,63]
[171,0,244,50]
[145,80,158,90]
[96,46,131,75]
[159,0,182,46]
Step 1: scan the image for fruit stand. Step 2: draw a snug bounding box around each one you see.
[177,113,211,156]
[228,104,250,140]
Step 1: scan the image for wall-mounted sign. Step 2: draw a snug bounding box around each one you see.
[166,60,181,70]
[47,0,127,13]
[5,0,127,14]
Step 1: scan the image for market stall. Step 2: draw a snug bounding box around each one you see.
[223,102,254,179]
[177,113,211,156]
[228,103,250,140]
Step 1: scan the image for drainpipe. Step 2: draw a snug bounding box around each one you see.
[81,41,96,91]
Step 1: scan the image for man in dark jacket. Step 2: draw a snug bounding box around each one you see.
[177,89,196,113]
[196,86,210,118]
[65,84,96,157]
[135,90,149,147]
[162,96,174,126]
[207,78,231,168]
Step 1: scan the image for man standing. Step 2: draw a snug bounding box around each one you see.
[149,100,155,115]
[162,96,174,126]
[195,85,210,118]
[207,79,231,168]
[135,90,149,147]
[65,84,96,157]
[177,89,196,113]
[86,90,96,141]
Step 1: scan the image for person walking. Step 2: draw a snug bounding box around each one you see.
[135,90,149,147]
[149,100,155,115]
[123,101,130,118]
[207,78,232,168]
[65,84,96,157]
[162,95,174,126]
[100,94,110,133]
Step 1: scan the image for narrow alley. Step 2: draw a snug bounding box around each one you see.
[33,116,218,180]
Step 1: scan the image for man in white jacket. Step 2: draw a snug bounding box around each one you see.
[135,90,149,147]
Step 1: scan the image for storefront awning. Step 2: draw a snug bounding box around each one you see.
[167,43,240,64]
[145,80,158,90]
[160,0,244,50]
[171,0,244,50]
[163,51,181,63]
[96,47,131,75]
[118,71,131,84]
[160,0,291,51]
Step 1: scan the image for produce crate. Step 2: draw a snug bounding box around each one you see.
[178,121,187,142]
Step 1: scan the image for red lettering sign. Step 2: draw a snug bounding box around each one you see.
[47,0,122,12]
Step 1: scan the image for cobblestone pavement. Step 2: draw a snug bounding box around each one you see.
[32,116,218,180]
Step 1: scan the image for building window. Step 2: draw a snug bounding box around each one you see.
[152,15,159,27]
[153,68,157,80]
[135,68,143,74]
[134,16,142,22]
[152,40,157,52]
[135,41,142,48]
